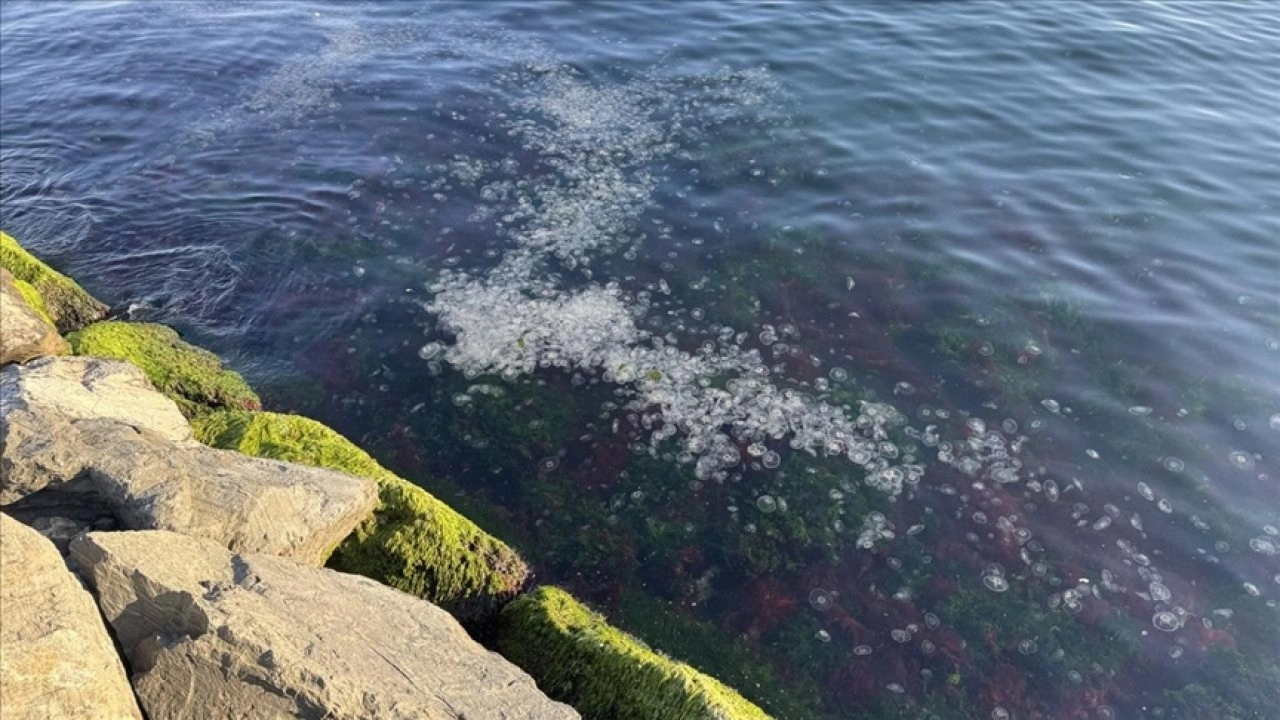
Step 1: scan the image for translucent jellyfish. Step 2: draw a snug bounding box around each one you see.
[920,639,936,655]
[891,629,910,643]
[815,629,831,643]
[1136,481,1155,501]
[853,644,873,656]
[1270,413,1280,431]
[762,451,782,469]
[1129,405,1154,416]
[756,494,778,513]
[1152,611,1180,632]
[1243,582,1261,597]
[1169,645,1184,659]
[538,456,561,473]
[1149,581,1172,602]
[992,708,1011,720]
[978,341,995,356]
[1041,398,1061,413]
[829,367,848,382]
[417,342,444,360]
[1157,498,1174,513]
[885,683,905,694]
[808,589,834,612]
[983,574,1010,593]
[924,612,941,629]
[1228,451,1256,470]
[1162,457,1185,473]
[1017,639,1038,655]
[1093,516,1112,531]
[1086,448,1100,459]
[1044,479,1060,502]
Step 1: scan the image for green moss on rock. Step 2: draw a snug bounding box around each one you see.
[0,230,107,333]
[67,321,260,417]
[495,586,772,720]
[12,275,56,328]
[193,409,529,621]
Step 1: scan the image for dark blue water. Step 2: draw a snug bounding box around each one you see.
[4,2,1279,718]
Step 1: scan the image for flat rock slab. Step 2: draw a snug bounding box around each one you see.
[1,355,191,443]
[0,267,69,365]
[7,419,377,565]
[1,358,377,565]
[72,530,579,720]
[0,514,143,720]
[1,356,190,504]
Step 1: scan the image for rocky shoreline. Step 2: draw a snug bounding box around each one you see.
[0,229,771,719]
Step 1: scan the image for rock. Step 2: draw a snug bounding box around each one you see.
[1,359,377,565]
[29,515,90,553]
[495,586,772,720]
[1,267,70,364]
[194,409,530,621]
[71,530,579,720]
[0,230,107,334]
[1,356,191,442]
[0,514,143,720]
[4,419,376,565]
[67,321,260,417]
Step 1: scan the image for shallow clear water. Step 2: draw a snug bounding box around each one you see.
[3,2,1279,718]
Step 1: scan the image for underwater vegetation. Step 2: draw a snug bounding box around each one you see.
[277,223,1280,720]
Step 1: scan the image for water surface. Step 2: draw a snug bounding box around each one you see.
[3,2,1279,718]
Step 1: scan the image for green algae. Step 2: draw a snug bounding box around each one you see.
[331,472,530,622]
[193,409,390,480]
[0,230,107,333]
[616,591,825,720]
[11,275,57,328]
[68,321,260,417]
[193,409,530,622]
[495,586,773,720]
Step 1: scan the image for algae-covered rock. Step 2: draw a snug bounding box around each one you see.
[68,321,260,416]
[0,230,107,333]
[193,409,530,622]
[0,267,70,364]
[495,586,772,720]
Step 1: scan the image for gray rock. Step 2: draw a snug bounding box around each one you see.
[0,514,143,720]
[5,419,376,566]
[0,267,70,365]
[1,357,377,565]
[71,530,580,720]
[1,356,192,442]
[0,356,193,504]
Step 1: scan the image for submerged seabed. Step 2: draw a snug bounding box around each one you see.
[2,2,1279,719]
